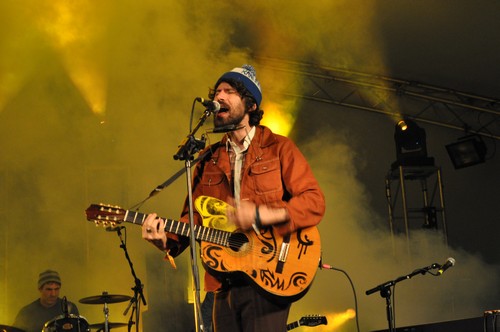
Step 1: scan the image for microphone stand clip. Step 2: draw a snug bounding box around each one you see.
[173,107,213,161]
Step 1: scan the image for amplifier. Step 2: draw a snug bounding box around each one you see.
[371,316,485,332]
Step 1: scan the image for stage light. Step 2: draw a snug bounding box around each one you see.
[261,100,295,137]
[446,135,487,169]
[392,118,435,169]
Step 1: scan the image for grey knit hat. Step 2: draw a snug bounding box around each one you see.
[38,270,61,288]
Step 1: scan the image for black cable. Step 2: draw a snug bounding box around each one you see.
[392,284,397,329]
[322,264,360,332]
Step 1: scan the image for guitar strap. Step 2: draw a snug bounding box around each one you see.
[148,141,222,198]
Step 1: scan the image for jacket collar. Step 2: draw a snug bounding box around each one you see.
[211,125,277,170]
[219,125,276,149]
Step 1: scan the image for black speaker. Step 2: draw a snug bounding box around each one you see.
[484,310,500,332]
[371,316,484,332]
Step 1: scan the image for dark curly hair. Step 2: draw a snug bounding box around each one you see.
[209,78,264,126]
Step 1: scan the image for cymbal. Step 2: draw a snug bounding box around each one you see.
[0,324,25,332]
[88,322,128,330]
[79,293,131,304]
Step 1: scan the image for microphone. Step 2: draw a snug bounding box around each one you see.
[195,97,220,112]
[62,296,69,316]
[437,257,455,275]
[105,226,125,232]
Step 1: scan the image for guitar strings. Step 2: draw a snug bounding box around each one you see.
[90,209,307,258]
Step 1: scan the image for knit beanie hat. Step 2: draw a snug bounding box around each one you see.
[38,270,61,288]
[215,64,262,107]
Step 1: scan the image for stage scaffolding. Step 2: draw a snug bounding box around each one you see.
[385,165,448,258]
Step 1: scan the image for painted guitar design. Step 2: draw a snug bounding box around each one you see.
[86,195,321,302]
[287,315,327,330]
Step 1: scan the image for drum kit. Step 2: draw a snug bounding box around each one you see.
[1,292,132,332]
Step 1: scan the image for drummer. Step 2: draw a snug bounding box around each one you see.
[13,269,80,332]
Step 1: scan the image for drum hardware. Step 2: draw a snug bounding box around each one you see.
[0,324,25,332]
[79,292,130,332]
[88,322,127,331]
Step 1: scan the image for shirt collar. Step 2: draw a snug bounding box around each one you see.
[226,126,256,153]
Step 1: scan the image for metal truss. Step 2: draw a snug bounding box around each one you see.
[258,57,500,141]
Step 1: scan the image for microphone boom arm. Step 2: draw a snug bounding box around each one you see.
[365,262,439,296]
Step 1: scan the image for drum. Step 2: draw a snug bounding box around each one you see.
[0,324,25,332]
[43,315,90,332]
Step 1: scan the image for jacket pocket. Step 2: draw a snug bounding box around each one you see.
[200,172,226,198]
[250,159,282,195]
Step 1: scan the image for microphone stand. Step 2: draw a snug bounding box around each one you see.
[172,107,214,332]
[114,227,146,332]
[365,263,439,332]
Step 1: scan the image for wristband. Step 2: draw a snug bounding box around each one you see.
[254,206,262,229]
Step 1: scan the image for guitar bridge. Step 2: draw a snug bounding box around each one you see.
[276,234,291,274]
[278,242,290,263]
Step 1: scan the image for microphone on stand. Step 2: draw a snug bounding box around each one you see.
[61,296,69,316]
[195,97,220,112]
[437,257,456,275]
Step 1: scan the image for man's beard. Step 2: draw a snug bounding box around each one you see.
[213,110,246,129]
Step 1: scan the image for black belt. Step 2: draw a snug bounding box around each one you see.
[220,273,249,290]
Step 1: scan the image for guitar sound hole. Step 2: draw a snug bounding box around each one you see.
[228,233,249,252]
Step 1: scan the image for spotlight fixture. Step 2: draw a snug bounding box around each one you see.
[445,135,487,169]
[392,118,435,169]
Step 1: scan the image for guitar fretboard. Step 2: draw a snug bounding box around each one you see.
[124,210,231,246]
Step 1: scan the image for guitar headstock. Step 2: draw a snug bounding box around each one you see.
[299,315,327,327]
[86,203,127,228]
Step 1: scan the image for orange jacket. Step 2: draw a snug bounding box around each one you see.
[167,125,325,292]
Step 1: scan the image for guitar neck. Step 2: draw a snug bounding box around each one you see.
[286,321,300,331]
[124,210,230,246]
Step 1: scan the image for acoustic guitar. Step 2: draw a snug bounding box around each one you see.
[86,195,321,302]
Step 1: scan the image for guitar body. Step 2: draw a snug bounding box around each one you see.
[195,196,321,302]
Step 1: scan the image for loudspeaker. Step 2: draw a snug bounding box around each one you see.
[484,310,500,332]
[371,316,483,332]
